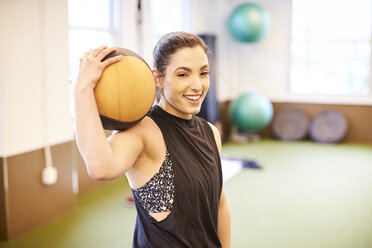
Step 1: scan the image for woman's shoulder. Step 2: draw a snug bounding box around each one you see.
[206,121,222,154]
[112,116,161,139]
[110,115,165,159]
[194,116,220,136]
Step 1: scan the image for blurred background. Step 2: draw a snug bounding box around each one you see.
[0,0,371,247]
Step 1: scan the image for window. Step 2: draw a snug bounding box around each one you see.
[68,0,121,76]
[290,0,371,96]
[149,0,186,48]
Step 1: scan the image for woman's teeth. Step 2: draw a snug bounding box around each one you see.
[185,95,200,101]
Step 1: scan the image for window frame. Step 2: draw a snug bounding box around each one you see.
[67,0,122,78]
[288,0,372,105]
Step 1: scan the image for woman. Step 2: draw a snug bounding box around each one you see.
[73,32,231,247]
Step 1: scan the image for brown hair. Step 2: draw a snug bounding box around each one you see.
[153,32,210,76]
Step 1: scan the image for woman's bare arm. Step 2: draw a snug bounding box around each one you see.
[208,122,231,247]
[73,46,144,180]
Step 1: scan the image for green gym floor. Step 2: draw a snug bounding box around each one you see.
[1,140,372,248]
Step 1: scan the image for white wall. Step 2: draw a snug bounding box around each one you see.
[192,0,372,105]
[0,0,73,157]
[0,0,370,157]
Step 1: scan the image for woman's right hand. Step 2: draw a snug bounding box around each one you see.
[75,45,123,90]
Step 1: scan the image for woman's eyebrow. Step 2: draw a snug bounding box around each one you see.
[175,66,192,72]
[175,65,209,72]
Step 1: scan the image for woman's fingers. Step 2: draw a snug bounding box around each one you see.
[82,49,92,58]
[89,45,118,62]
[75,46,123,88]
[89,45,108,58]
[102,55,123,68]
[82,45,117,60]
[79,45,123,74]
[79,49,92,66]
[96,46,117,62]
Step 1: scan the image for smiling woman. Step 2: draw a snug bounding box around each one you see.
[154,46,210,119]
[152,32,211,119]
[72,32,231,247]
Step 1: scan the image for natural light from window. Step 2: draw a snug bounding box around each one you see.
[150,0,185,47]
[291,0,371,96]
[68,0,119,77]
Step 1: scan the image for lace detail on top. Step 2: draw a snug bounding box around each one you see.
[132,151,174,213]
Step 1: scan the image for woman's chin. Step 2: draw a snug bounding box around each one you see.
[186,105,202,115]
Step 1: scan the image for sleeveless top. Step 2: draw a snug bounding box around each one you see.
[131,105,223,248]
[132,150,174,213]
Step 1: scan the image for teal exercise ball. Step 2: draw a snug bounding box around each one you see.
[229,93,273,132]
[228,3,271,43]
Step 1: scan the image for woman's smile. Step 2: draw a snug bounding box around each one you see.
[156,46,210,119]
[184,94,202,104]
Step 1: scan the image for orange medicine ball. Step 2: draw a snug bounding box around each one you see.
[95,48,156,130]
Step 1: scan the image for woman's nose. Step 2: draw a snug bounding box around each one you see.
[190,76,203,90]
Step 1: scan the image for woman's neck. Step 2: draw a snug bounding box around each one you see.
[157,98,193,120]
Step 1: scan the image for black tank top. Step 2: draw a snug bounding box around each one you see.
[131,105,223,248]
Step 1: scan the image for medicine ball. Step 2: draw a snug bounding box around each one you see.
[95,47,156,130]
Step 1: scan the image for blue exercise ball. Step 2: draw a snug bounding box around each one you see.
[228,3,271,43]
[229,93,273,132]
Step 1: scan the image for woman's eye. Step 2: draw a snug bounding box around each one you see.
[178,73,188,77]
[201,71,210,76]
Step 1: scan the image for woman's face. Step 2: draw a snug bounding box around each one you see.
[156,46,210,119]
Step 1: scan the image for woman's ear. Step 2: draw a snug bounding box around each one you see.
[152,69,164,89]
